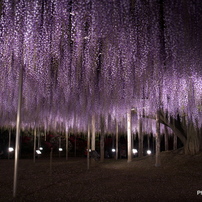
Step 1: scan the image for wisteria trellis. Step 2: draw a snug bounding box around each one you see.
[0,0,201,133]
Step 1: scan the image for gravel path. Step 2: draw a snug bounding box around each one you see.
[1,151,202,202]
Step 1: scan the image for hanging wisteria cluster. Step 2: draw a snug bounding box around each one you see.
[0,0,201,133]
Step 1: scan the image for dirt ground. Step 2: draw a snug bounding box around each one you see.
[1,150,202,202]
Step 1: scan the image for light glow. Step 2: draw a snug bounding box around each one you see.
[132,149,138,154]
[8,147,14,152]
[147,150,152,155]
[36,150,42,154]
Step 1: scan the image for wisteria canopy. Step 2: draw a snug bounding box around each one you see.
[0,0,202,133]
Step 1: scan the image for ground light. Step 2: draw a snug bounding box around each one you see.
[132,149,138,154]
[147,150,152,155]
[86,149,91,152]
[112,148,116,152]
[8,147,14,152]
[39,147,43,151]
[59,148,63,151]
[36,150,42,155]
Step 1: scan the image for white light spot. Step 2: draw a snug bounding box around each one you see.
[147,150,152,155]
[8,147,14,152]
[36,150,42,154]
[132,149,138,154]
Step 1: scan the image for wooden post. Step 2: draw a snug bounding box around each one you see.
[115,120,119,160]
[112,133,115,158]
[153,134,155,153]
[91,115,95,151]
[155,112,161,167]
[59,136,61,158]
[173,134,177,150]
[91,115,96,165]
[44,128,47,142]
[147,134,150,150]
[87,124,90,170]
[100,116,105,162]
[33,128,36,163]
[131,133,134,151]
[66,130,68,160]
[8,129,11,160]
[127,111,132,163]
[38,130,40,149]
[74,135,76,157]
[164,126,168,151]
[50,148,53,176]
[131,113,134,151]
[138,118,143,157]
[13,67,23,198]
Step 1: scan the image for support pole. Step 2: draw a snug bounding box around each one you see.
[115,120,119,160]
[164,126,168,151]
[153,134,155,154]
[91,115,96,164]
[50,148,53,176]
[8,129,11,160]
[127,111,132,163]
[155,111,161,167]
[59,136,61,158]
[138,118,143,157]
[147,134,150,150]
[33,128,36,163]
[66,131,68,160]
[100,116,104,162]
[87,124,90,170]
[13,67,23,198]
[131,133,134,152]
[131,113,134,151]
[44,128,47,141]
[173,134,177,150]
[91,115,95,151]
[74,135,76,157]
[38,129,40,149]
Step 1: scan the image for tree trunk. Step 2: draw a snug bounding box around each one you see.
[145,111,202,155]
[184,123,201,155]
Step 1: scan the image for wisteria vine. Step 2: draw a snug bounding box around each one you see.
[0,0,201,133]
